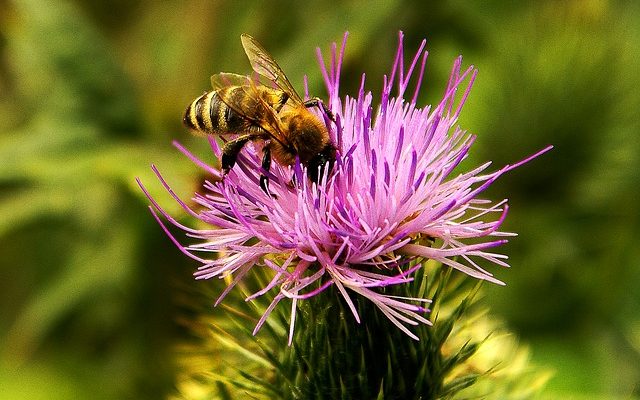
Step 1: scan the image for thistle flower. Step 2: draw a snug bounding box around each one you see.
[138,32,551,343]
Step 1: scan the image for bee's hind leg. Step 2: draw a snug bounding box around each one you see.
[221,134,257,174]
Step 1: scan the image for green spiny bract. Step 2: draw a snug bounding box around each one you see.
[171,261,549,400]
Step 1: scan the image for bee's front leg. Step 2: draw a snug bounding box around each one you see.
[260,143,273,195]
[303,97,335,123]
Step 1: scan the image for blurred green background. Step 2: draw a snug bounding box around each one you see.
[1,0,639,399]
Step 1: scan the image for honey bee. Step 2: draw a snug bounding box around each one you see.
[183,34,336,194]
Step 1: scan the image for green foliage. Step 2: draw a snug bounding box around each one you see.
[0,1,192,398]
[462,3,640,395]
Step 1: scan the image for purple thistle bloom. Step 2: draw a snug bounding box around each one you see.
[138,32,552,343]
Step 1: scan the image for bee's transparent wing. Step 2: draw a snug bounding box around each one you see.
[240,34,304,105]
[209,75,289,147]
[210,72,252,90]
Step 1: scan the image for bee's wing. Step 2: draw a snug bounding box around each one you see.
[210,72,252,90]
[209,77,291,149]
[240,34,304,105]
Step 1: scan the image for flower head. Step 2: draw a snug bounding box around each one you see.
[138,32,551,343]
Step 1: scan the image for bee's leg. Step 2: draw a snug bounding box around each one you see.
[307,143,336,184]
[259,143,272,194]
[273,92,290,113]
[221,134,256,174]
[303,97,335,123]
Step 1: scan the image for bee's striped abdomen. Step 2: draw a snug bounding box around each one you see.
[217,87,249,132]
[183,91,221,133]
[183,87,255,135]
